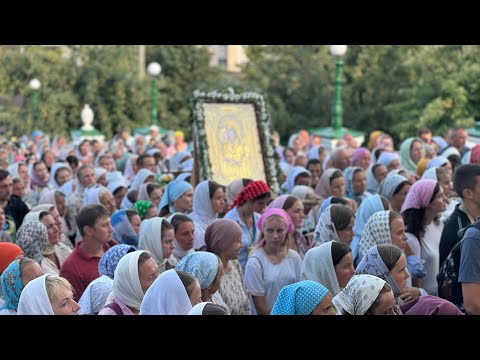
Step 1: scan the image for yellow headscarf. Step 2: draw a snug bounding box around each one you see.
[367,130,384,151]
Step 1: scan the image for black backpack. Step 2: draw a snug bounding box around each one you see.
[437,219,480,308]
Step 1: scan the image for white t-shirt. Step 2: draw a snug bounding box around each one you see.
[406,220,444,296]
[244,248,302,314]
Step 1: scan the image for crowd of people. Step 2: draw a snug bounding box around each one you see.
[0,124,477,315]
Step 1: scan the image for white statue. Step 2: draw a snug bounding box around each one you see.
[81,104,94,131]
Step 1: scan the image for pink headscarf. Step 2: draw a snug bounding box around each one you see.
[267,195,289,210]
[351,147,369,165]
[205,219,243,254]
[400,179,437,213]
[256,208,295,249]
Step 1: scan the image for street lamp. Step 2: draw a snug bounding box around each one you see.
[29,78,41,120]
[329,45,347,136]
[147,62,161,126]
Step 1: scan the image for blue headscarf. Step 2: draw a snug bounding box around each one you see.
[0,259,23,311]
[351,194,385,263]
[426,156,448,170]
[378,174,409,200]
[317,196,333,222]
[98,244,135,279]
[281,166,311,194]
[158,180,193,214]
[175,252,219,289]
[110,210,139,248]
[271,280,329,315]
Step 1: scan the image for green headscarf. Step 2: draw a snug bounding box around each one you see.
[132,200,154,220]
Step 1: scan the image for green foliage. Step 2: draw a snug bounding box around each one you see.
[2,45,480,146]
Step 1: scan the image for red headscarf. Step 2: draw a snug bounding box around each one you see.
[0,243,24,275]
[231,180,270,209]
[471,144,480,164]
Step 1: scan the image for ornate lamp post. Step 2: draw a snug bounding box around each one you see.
[329,45,347,136]
[147,62,161,126]
[29,78,41,120]
[308,46,364,149]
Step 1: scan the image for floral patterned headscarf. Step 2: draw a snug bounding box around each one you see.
[0,259,23,311]
[332,274,386,315]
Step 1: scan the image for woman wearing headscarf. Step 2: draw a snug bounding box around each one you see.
[301,241,354,298]
[48,162,72,189]
[378,173,411,213]
[132,200,157,220]
[205,219,251,315]
[129,169,155,193]
[167,213,195,261]
[351,147,371,171]
[224,180,271,272]
[138,217,177,273]
[0,257,43,315]
[343,166,371,207]
[78,244,135,315]
[332,274,395,315]
[268,195,314,259]
[158,179,194,218]
[16,220,48,265]
[291,185,320,235]
[190,180,224,251]
[38,190,70,236]
[0,243,24,275]
[17,274,80,315]
[313,204,355,247]
[188,302,229,315]
[140,269,198,315]
[281,166,312,194]
[350,194,389,265]
[356,244,410,314]
[110,209,140,248]
[270,280,334,315]
[399,137,426,173]
[402,179,447,296]
[377,151,400,173]
[98,250,158,315]
[25,160,52,207]
[426,155,452,174]
[123,154,139,185]
[244,208,302,315]
[366,163,388,194]
[176,251,228,311]
[367,130,384,151]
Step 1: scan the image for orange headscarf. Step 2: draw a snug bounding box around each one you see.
[416,158,430,177]
[0,243,24,275]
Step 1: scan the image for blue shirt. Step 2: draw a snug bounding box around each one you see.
[224,207,261,272]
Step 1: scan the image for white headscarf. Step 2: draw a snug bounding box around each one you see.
[332,274,386,315]
[17,274,54,315]
[78,275,113,315]
[130,169,155,192]
[358,211,392,263]
[313,204,340,244]
[300,242,341,297]
[83,186,106,206]
[113,250,147,311]
[48,162,72,189]
[421,167,438,181]
[167,213,195,260]
[188,302,210,315]
[138,217,167,267]
[190,180,218,250]
[139,269,192,315]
